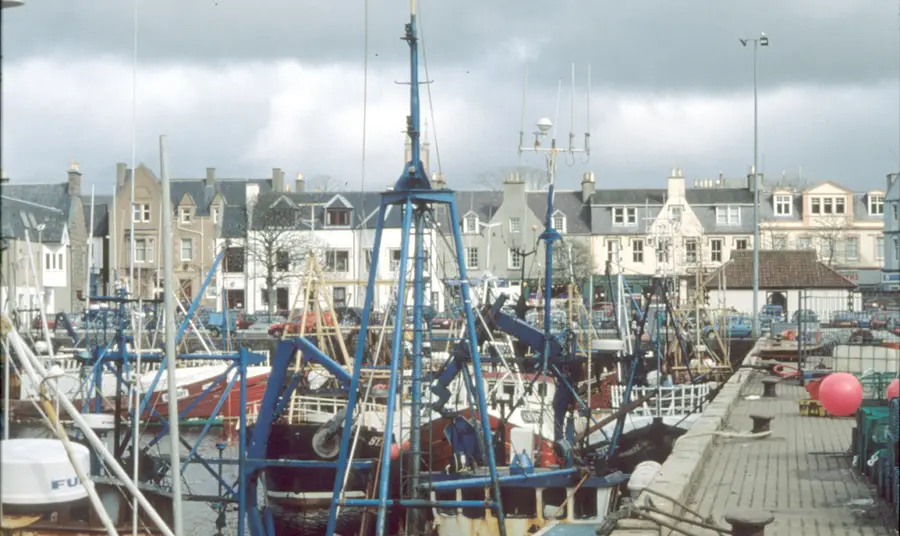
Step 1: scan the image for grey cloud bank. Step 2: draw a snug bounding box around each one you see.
[1,1,898,192]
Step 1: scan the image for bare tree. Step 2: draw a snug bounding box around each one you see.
[553,239,594,286]
[476,166,548,191]
[307,175,348,192]
[246,205,319,315]
[814,215,849,266]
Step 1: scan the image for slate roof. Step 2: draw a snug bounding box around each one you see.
[169,177,272,217]
[760,190,885,223]
[703,250,856,290]
[527,190,591,234]
[1,183,73,242]
[82,195,112,236]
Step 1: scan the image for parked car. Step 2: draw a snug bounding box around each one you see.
[704,315,754,339]
[760,305,785,322]
[235,312,256,330]
[870,311,900,331]
[431,313,454,330]
[791,309,819,324]
[268,311,336,338]
[828,311,859,328]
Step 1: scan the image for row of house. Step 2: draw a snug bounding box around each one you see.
[2,159,898,317]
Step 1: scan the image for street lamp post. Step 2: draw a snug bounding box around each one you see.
[740,32,768,338]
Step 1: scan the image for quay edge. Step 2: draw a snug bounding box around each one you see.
[607,337,764,536]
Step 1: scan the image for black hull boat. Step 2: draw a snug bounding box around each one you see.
[603,418,687,474]
[263,422,402,536]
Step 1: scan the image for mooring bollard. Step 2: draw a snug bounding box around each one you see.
[724,511,775,536]
[749,414,774,434]
[761,377,779,398]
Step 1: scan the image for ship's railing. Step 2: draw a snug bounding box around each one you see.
[287,395,390,424]
[610,383,711,417]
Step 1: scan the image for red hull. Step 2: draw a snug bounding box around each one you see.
[74,371,270,422]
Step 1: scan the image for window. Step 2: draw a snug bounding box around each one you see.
[669,205,682,223]
[632,240,644,263]
[212,206,220,224]
[844,237,858,260]
[390,249,402,272]
[133,238,147,262]
[180,207,193,224]
[57,253,63,270]
[553,213,566,232]
[715,206,740,225]
[465,247,479,270]
[326,250,350,272]
[333,287,347,308]
[895,237,899,261]
[364,249,374,271]
[180,238,193,261]
[607,239,620,263]
[509,217,521,233]
[326,208,351,227]
[823,197,833,214]
[869,195,884,215]
[835,197,845,214]
[276,250,290,271]
[133,203,150,223]
[224,247,244,273]
[811,198,821,214]
[774,195,792,215]
[734,238,748,250]
[710,239,723,262]
[656,240,670,263]
[45,253,51,270]
[893,203,898,222]
[508,248,522,269]
[773,235,787,250]
[685,239,697,263]
[613,207,637,226]
[876,237,884,260]
[463,214,478,234]
[797,236,811,250]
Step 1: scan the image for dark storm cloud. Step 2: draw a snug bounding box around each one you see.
[3,1,898,93]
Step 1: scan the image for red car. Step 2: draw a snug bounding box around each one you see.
[870,311,900,330]
[235,312,256,330]
[268,311,336,338]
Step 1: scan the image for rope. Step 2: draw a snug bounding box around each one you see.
[772,363,800,379]
[676,429,772,443]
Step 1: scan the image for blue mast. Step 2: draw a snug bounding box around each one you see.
[323,2,506,535]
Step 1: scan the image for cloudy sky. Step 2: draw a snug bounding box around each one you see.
[2,1,899,193]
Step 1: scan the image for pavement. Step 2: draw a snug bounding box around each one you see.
[679,376,897,536]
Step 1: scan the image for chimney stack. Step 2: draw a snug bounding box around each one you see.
[272,167,285,192]
[205,167,216,188]
[67,160,82,197]
[581,171,596,203]
[295,172,305,193]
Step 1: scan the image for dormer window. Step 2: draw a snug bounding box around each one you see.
[669,205,682,223]
[212,206,220,224]
[613,206,637,226]
[715,205,740,226]
[835,197,845,214]
[811,196,845,215]
[326,208,351,227]
[774,195,792,215]
[869,194,884,215]
[552,212,566,233]
[463,214,479,234]
[180,207,193,224]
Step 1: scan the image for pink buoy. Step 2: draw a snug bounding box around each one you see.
[887,378,899,400]
[819,372,863,417]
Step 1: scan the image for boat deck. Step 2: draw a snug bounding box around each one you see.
[681,376,897,535]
